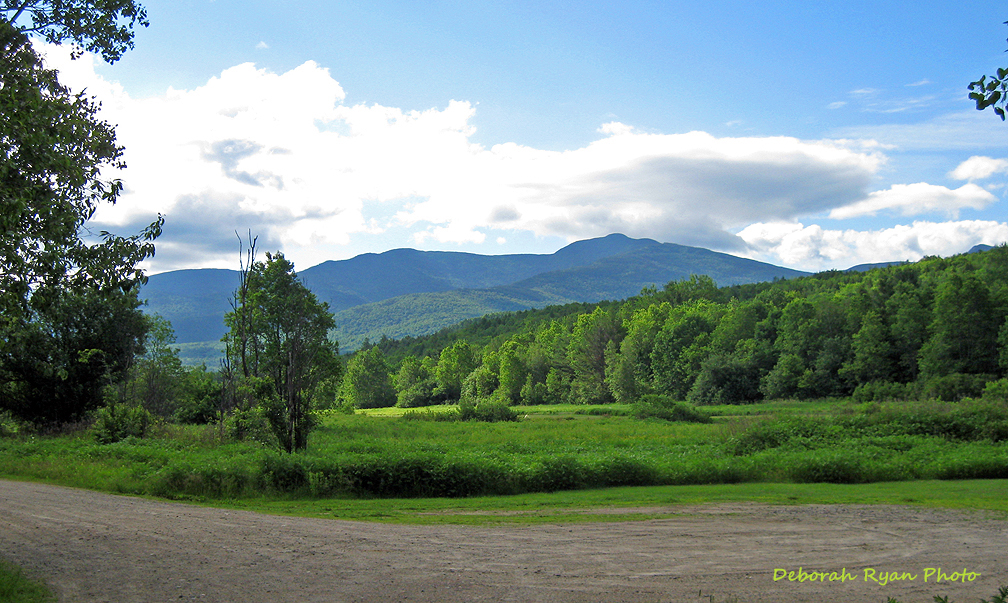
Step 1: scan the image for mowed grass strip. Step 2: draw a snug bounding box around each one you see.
[79,479,1008,524]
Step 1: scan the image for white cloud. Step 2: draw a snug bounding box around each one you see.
[39,44,997,274]
[598,121,635,136]
[739,220,1008,270]
[827,183,997,219]
[950,156,1008,180]
[256,41,269,50]
[827,101,847,110]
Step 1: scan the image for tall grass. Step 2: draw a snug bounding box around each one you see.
[1,398,1007,499]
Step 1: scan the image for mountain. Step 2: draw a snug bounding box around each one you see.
[140,268,239,343]
[845,261,908,273]
[143,234,654,343]
[329,242,808,349]
[141,234,808,359]
[296,233,658,311]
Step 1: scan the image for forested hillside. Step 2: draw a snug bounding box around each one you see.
[357,246,1008,409]
[142,234,807,355]
[331,241,808,349]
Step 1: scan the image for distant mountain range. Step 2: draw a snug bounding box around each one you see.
[142,233,813,361]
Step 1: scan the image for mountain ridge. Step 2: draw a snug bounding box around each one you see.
[141,234,808,358]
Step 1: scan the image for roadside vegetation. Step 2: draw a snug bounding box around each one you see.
[0,560,54,603]
[2,395,1007,506]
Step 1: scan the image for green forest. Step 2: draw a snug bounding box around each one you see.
[366,246,1008,412]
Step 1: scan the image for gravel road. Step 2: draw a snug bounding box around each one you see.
[0,479,1005,603]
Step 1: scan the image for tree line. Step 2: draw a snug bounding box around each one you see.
[359,247,1008,412]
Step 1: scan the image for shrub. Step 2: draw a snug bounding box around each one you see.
[527,455,588,492]
[459,396,519,422]
[982,378,1008,403]
[93,404,151,444]
[687,354,761,404]
[0,411,26,438]
[223,406,275,446]
[729,418,833,456]
[174,365,220,424]
[632,394,711,423]
[788,451,868,484]
[260,454,309,493]
[922,373,993,402]
[851,380,916,404]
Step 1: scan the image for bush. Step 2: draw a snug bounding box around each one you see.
[93,404,151,444]
[224,406,275,446]
[982,378,1008,403]
[174,365,219,425]
[260,454,310,493]
[787,451,871,484]
[922,373,993,402]
[0,411,26,438]
[729,418,833,456]
[632,395,711,423]
[687,354,761,404]
[459,396,520,422]
[851,380,916,404]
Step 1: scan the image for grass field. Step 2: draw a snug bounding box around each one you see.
[2,398,1007,522]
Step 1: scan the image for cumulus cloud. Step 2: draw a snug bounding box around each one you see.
[950,156,1008,181]
[36,44,1003,273]
[827,183,996,219]
[739,220,1008,270]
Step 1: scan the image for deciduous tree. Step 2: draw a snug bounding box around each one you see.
[0,12,159,424]
[224,252,338,452]
[342,346,395,409]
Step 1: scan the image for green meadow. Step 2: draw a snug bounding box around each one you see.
[3,398,1008,523]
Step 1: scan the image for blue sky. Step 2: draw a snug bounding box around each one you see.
[35,0,1008,272]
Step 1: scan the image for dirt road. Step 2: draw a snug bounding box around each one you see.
[0,480,1004,603]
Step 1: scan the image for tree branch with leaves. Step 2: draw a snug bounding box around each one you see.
[969,20,1008,120]
[1,0,148,63]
